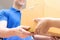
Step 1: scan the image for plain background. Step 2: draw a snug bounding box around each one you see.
[0,0,13,9]
[0,0,26,9]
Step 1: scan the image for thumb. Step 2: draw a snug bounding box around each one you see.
[20,25,30,30]
[33,18,41,23]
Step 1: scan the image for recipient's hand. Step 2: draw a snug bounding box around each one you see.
[33,18,49,34]
[15,25,31,38]
[34,18,60,34]
[33,35,55,40]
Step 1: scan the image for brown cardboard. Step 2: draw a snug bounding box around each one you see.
[47,27,60,37]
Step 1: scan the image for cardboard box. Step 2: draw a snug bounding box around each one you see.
[47,27,60,37]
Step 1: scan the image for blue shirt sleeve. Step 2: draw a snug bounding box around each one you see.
[0,10,7,21]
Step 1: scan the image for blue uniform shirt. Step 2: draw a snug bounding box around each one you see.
[0,7,33,40]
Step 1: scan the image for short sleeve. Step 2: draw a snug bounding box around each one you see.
[0,10,7,21]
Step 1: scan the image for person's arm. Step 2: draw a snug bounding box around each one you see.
[34,18,60,34]
[36,18,60,26]
[0,21,31,38]
[0,20,18,38]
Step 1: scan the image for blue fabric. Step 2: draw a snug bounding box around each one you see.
[0,7,33,40]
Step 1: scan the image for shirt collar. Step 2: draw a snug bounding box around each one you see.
[10,7,20,12]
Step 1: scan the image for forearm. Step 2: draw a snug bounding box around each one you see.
[48,18,60,27]
[0,28,17,38]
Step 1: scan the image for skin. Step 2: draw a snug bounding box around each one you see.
[33,18,60,40]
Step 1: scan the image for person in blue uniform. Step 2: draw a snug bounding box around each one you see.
[0,0,33,40]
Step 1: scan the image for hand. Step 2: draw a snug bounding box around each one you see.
[15,25,31,38]
[33,35,55,40]
[33,18,49,34]
[33,18,60,40]
[34,18,60,34]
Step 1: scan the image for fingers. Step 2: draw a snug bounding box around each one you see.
[16,26,32,38]
[17,28,32,38]
[33,35,51,38]
[33,35,55,40]
[33,18,49,23]
[17,25,32,35]
[18,25,30,30]
[34,18,49,34]
[33,18,41,23]
[34,21,45,34]
[19,28,31,35]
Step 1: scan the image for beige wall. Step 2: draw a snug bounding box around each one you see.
[22,0,44,17]
[22,0,60,18]
[0,0,13,9]
[44,0,60,18]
